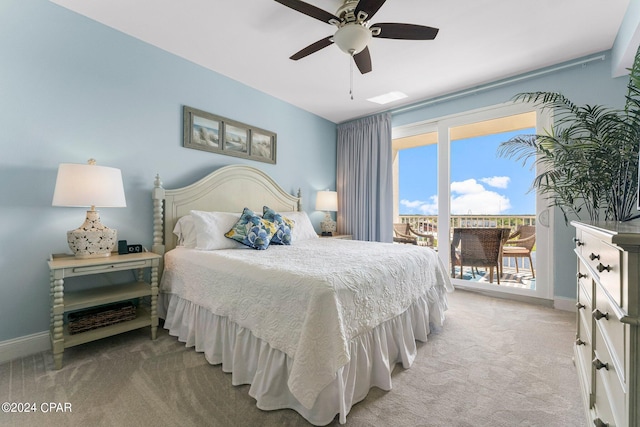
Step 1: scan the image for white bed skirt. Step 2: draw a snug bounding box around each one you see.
[159,286,448,425]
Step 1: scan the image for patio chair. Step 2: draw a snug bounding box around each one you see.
[450,227,510,284]
[502,225,536,278]
[393,223,434,247]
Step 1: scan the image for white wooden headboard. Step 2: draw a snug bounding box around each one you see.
[152,165,302,256]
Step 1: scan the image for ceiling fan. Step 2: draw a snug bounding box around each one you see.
[274,0,439,74]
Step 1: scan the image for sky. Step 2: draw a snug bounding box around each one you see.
[398,128,536,215]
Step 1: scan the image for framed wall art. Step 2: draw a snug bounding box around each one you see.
[183,106,277,164]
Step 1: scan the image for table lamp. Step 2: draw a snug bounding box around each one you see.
[52,159,127,258]
[315,190,338,236]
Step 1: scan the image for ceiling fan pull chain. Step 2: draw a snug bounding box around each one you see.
[350,52,354,100]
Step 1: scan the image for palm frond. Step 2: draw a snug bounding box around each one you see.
[499,48,640,222]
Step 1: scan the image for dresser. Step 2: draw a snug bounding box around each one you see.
[572,221,640,427]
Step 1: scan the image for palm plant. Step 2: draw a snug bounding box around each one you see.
[498,47,640,223]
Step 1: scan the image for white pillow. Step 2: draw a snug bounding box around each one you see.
[190,210,247,250]
[279,211,319,241]
[173,215,197,248]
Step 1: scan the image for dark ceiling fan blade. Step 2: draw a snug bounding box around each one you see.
[372,23,439,40]
[353,46,372,74]
[354,0,387,21]
[274,0,339,24]
[290,36,334,60]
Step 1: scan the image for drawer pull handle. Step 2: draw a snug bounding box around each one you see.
[589,253,600,261]
[573,238,584,246]
[592,358,609,370]
[577,272,587,279]
[596,263,611,273]
[593,309,609,321]
[575,338,586,346]
[594,418,609,427]
[576,302,586,310]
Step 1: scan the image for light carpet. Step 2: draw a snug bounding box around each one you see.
[0,289,584,426]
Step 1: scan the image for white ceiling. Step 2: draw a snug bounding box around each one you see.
[50,0,631,123]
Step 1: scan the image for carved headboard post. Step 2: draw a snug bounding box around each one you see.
[297,188,302,212]
[152,174,166,257]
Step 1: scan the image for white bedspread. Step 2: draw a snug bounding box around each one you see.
[160,238,453,409]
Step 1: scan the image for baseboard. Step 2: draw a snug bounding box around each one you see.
[453,284,578,312]
[0,331,50,364]
[453,284,555,308]
[553,296,577,312]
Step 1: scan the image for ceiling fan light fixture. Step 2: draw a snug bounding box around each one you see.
[333,23,371,55]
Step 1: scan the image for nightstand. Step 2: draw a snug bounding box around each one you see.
[319,234,352,240]
[47,251,161,369]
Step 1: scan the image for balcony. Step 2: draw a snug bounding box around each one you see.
[398,214,536,289]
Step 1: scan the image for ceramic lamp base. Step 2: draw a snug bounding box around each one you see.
[67,210,117,258]
[320,212,336,234]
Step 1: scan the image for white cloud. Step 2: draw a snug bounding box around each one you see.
[401,200,425,209]
[480,176,510,189]
[450,190,511,214]
[450,179,485,194]
[451,178,511,214]
[400,196,438,215]
[401,178,512,215]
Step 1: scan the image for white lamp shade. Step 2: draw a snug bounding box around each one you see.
[316,190,338,212]
[52,163,126,208]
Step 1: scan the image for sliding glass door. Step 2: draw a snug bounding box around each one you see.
[393,103,553,301]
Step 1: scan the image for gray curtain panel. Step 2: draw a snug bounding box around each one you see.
[337,113,393,242]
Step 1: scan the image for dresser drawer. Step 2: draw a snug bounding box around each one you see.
[577,306,592,347]
[591,395,616,427]
[574,330,592,400]
[582,233,622,305]
[593,325,626,426]
[574,228,584,255]
[577,280,593,338]
[594,283,627,379]
[577,270,593,310]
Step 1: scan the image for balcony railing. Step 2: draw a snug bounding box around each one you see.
[399,214,536,236]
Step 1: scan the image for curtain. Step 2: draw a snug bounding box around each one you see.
[336,113,393,242]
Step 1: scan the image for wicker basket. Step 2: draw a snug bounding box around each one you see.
[68,301,136,335]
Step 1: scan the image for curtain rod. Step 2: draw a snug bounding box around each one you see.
[390,54,607,116]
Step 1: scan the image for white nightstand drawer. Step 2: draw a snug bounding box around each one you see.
[319,234,352,240]
[73,260,148,274]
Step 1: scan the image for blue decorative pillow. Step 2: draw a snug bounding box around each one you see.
[263,206,294,245]
[225,208,276,250]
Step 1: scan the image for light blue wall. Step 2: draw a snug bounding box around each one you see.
[0,0,336,341]
[612,0,640,77]
[392,53,631,300]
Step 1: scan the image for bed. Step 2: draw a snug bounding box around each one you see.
[152,165,453,425]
